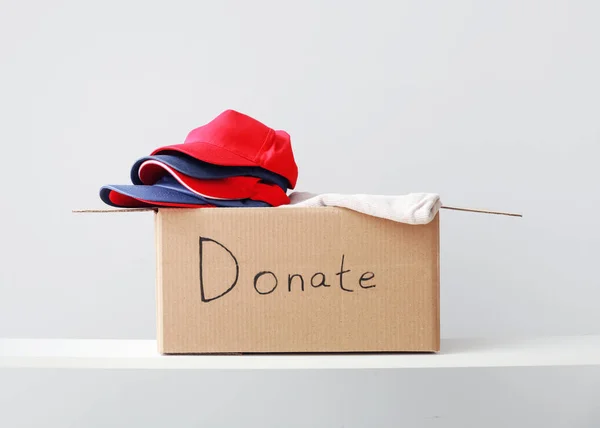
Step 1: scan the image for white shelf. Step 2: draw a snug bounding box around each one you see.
[1,335,599,370]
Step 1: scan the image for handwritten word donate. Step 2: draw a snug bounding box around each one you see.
[199,237,377,303]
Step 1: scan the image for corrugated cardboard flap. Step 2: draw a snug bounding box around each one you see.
[73,205,522,217]
[72,208,157,214]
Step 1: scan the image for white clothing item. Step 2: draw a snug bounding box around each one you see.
[286,192,441,225]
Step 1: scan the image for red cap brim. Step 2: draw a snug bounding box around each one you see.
[108,190,214,208]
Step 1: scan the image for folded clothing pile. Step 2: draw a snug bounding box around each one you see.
[100,110,298,208]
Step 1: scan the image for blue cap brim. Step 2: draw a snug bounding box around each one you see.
[100,176,270,208]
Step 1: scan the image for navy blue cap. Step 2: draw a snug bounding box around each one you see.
[130,152,290,190]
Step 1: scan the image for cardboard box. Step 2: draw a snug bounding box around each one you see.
[155,207,439,354]
[83,206,440,354]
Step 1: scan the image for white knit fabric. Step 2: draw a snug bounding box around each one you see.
[285,192,442,225]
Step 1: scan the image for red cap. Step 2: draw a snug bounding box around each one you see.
[152,110,298,188]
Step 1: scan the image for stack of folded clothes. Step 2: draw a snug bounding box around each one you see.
[100,110,298,208]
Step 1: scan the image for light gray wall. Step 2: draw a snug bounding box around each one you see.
[1,0,599,341]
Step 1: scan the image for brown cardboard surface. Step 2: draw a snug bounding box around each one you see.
[155,207,440,354]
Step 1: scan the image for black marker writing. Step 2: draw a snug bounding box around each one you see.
[310,272,330,288]
[198,237,377,302]
[199,237,239,303]
[288,274,305,292]
[254,271,278,295]
[336,254,353,292]
[359,272,376,289]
